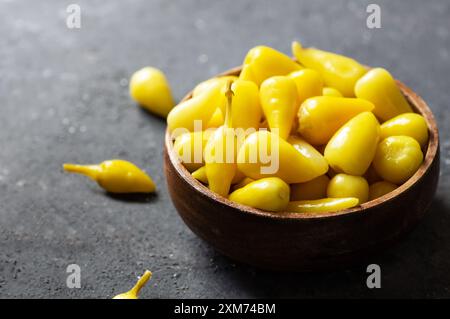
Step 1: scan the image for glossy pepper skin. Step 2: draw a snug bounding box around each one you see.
[167,82,224,133]
[373,136,423,184]
[231,80,262,130]
[287,197,359,214]
[369,181,397,201]
[260,76,299,140]
[129,67,174,118]
[292,41,367,97]
[298,96,374,145]
[193,75,238,97]
[63,160,156,193]
[288,69,323,105]
[113,270,152,299]
[237,131,328,184]
[327,174,369,204]
[192,165,245,185]
[204,81,238,197]
[322,87,343,97]
[325,112,380,176]
[290,175,330,201]
[173,130,213,172]
[229,177,290,212]
[239,46,302,86]
[354,68,413,121]
[380,113,429,147]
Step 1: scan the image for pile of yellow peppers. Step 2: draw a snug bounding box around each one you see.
[168,42,428,214]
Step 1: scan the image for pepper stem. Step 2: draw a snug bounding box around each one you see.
[223,80,234,128]
[63,164,101,181]
[129,270,152,297]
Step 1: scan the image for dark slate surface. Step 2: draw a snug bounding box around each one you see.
[0,0,449,298]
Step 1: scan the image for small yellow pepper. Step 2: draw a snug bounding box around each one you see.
[325,112,380,176]
[229,177,290,212]
[298,96,374,145]
[292,41,367,97]
[237,131,328,184]
[373,136,423,184]
[354,68,413,121]
[260,76,299,139]
[192,166,245,185]
[63,160,156,193]
[322,87,343,97]
[193,75,239,97]
[369,181,397,201]
[204,81,238,197]
[113,270,152,299]
[239,46,302,86]
[290,175,330,201]
[327,174,369,204]
[287,197,359,214]
[288,69,323,105]
[380,113,429,147]
[173,130,213,172]
[231,79,262,130]
[129,67,174,118]
[167,82,224,133]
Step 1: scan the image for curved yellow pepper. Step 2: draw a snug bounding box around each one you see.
[290,175,330,201]
[298,96,374,145]
[380,113,429,147]
[204,81,237,197]
[167,82,224,133]
[369,181,397,201]
[260,76,299,139]
[229,177,290,212]
[237,131,328,184]
[373,136,423,184]
[113,270,152,299]
[63,160,156,193]
[129,67,174,118]
[322,87,343,97]
[354,68,413,121]
[325,112,380,176]
[287,197,359,214]
[231,79,262,130]
[327,174,369,204]
[173,130,213,172]
[239,46,302,86]
[292,41,367,97]
[288,69,323,104]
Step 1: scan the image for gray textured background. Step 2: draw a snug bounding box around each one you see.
[1,0,449,298]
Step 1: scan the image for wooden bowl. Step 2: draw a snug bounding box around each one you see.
[164,66,440,271]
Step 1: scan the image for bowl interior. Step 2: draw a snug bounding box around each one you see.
[166,66,439,220]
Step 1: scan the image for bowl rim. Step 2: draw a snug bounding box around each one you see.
[165,65,440,220]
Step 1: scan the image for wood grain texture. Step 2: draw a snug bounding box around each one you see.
[164,66,440,271]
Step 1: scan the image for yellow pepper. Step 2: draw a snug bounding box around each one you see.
[298,96,374,145]
[237,131,328,184]
[292,41,367,97]
[206,108,224,128]
[173,130,213,172]
[167,82,224,133]
[63,160,156,193]
[239,46,302,86]
[373,136,423,184]
[260,76,299,139]
[232,177,255,191]
[129,67,174,118]
[231,79,262,130]
[192,165,245,184]
[322,87,342,97]
[380,113,429,147]
[354,68,413,121]
[193,75,238,97]
[325,112,380,176]
[113,270,152,299]
[288,69,323,104]
[369,181,397,201]
[290,175,330,201]
[204,81,238,197]
[327,174,369,204]
[229,177,290,212]
[287,197,359,214]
